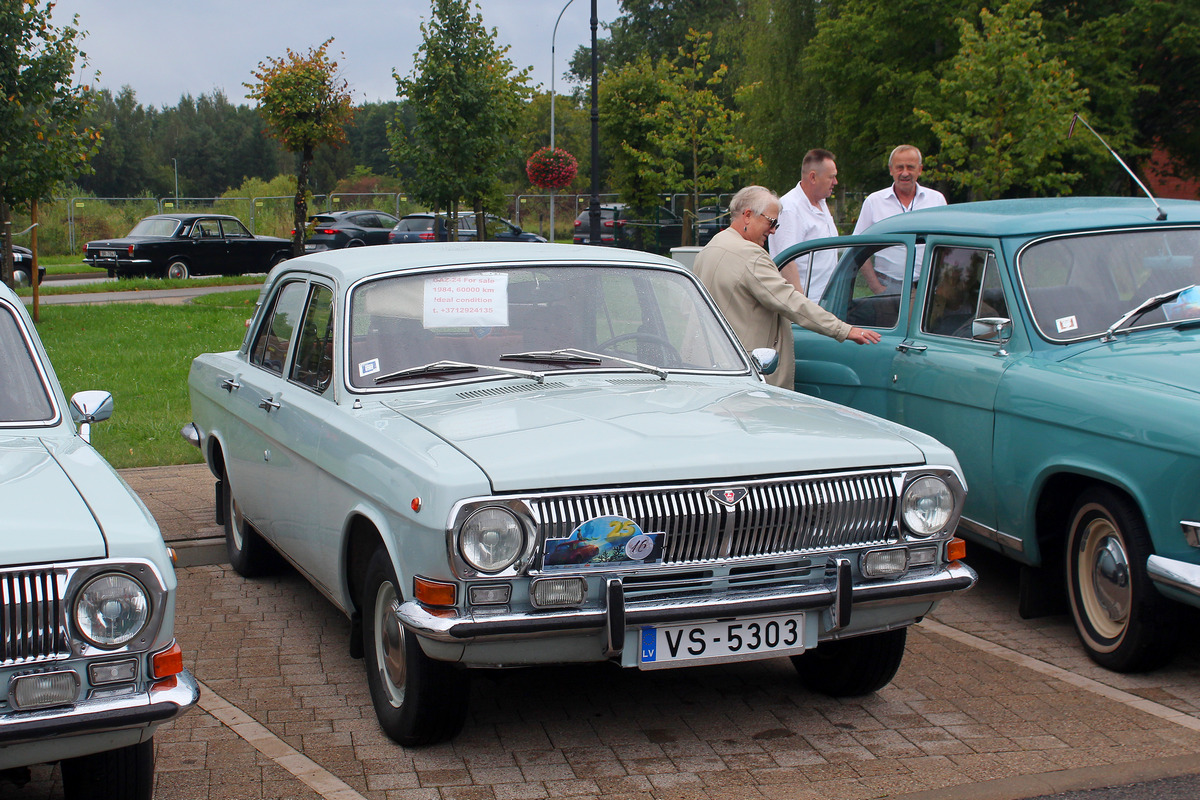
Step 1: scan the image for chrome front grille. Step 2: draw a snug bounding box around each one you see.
[531,470,901,567]
[0,568,69,664]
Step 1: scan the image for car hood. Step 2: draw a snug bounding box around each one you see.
[1062,333,1200,395]
[0,436,107,564]
[386,380,934,492]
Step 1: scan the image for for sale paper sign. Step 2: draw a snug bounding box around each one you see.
[423,274,509,328]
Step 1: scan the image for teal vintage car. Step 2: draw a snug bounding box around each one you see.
[782,196,1200,673]
[0,282,198,799]
[185,242,976,746]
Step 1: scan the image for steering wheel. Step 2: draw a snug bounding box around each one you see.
[596,332,681,365]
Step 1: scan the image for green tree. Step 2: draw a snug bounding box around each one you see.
[798,0,975,194]
[246,39,355,256]
[392,0,531,239]
[0,1,99,287]
[914,0,1089,200]
[645,30,760,242]
[598,54,675,212]
[738,0,823,191]
[600,31,757,244]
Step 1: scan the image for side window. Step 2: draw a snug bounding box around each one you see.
[220,218,251,238]
[250,281,308,375]
[799,244,908,331]
[290,285,336,393]
[923,247,1007,339]
[193,220,220,238]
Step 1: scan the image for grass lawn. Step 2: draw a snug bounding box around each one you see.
[34,290,262,468]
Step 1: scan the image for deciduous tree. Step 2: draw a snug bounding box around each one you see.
[246,39,354,256]
[0,0,99,287]
[392,0,531,239]
[914,0,1089,200]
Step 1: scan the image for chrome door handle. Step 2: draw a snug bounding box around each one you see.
[895,342,927,353]
[258,397,281,412]
[221,378,241,393]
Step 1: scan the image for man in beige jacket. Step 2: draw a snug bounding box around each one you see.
[694,185,880,389]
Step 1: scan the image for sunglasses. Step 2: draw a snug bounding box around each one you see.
[759,212,779,230]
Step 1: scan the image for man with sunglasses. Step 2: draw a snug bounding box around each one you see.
[769,149,841,301]
[695,185,880,390]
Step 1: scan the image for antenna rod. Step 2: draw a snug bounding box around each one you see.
[1069,114,1166,221]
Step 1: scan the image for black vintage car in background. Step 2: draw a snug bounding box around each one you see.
[83,214,291,279]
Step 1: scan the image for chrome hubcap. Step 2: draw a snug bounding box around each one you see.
[1078,517,1131,639]
[374,581,406,707]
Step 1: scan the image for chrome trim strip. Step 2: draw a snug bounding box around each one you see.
[958,517,1025,553]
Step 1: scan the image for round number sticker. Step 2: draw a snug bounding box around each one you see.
[624,534,655,561]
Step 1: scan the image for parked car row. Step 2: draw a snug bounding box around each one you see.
[81,211,547,278]
[0,281,199,798]
[782,196,1200,673]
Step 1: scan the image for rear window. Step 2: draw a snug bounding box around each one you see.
[396,218,434,232]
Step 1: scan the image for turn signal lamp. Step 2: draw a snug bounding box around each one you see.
[947,537,967,562]
[414,576,457,607]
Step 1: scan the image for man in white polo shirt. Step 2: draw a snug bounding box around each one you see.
[768,149,840,301]
[853,144,947,294]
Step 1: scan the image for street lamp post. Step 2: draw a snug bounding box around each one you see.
[588,0,601,247]
[550,0,577,243]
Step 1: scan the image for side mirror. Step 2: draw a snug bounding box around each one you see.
[972,317,1013,342]
[70,390,113,444]
[751,347,779,376]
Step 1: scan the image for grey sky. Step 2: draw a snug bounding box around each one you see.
[51,0,622,108]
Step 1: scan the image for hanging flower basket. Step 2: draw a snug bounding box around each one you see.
[526,147,578,190]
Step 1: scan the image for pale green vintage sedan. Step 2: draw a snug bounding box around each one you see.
[186,242,976,746]
[782,197,1200,673]
[0,282,198,799]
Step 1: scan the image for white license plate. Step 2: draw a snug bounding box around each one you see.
[99,250,116,258]
[638,612,806,669]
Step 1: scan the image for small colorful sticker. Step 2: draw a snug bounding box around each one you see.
[1055,315,1079,334]
[358,358,381,377]
[543,515,663,569]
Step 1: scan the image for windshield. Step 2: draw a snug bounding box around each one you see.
[1019,228,1200,341]
[128,217,181,237]
[0,305,54,424]
[347,264,746,389]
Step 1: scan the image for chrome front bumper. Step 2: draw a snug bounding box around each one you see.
[1147,555,1200,601]
[399,561,977,654]
[0,669,199,746]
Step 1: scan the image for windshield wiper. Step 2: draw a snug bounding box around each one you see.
[559,347,669,380]
[375,360,544,385]
[500,350,603,366]
[1102,284,1197,342]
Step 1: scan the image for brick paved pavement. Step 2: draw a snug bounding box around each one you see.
[7,466,1200,800]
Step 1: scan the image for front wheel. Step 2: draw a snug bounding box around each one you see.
[166,260,190,280]
[222,468,279,578]
[791,628,907,696]
[361,547,468,746]
[1065,487,1177,672]
[60,739,154,800]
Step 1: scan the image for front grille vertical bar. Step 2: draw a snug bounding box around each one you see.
[526,469,901,570]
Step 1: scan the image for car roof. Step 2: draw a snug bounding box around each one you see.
[139,213,245,224]
[271,241,684,286]
[316,209,391,219]
[860,197,1200,238]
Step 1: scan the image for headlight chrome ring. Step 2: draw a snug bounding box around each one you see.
[73,573,151,649]
[901,475,955,538]
[459,506,525,573]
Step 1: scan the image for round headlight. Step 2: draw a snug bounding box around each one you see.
[459,507,525,573]
[73,573,150,648]
[901,476,954,537]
